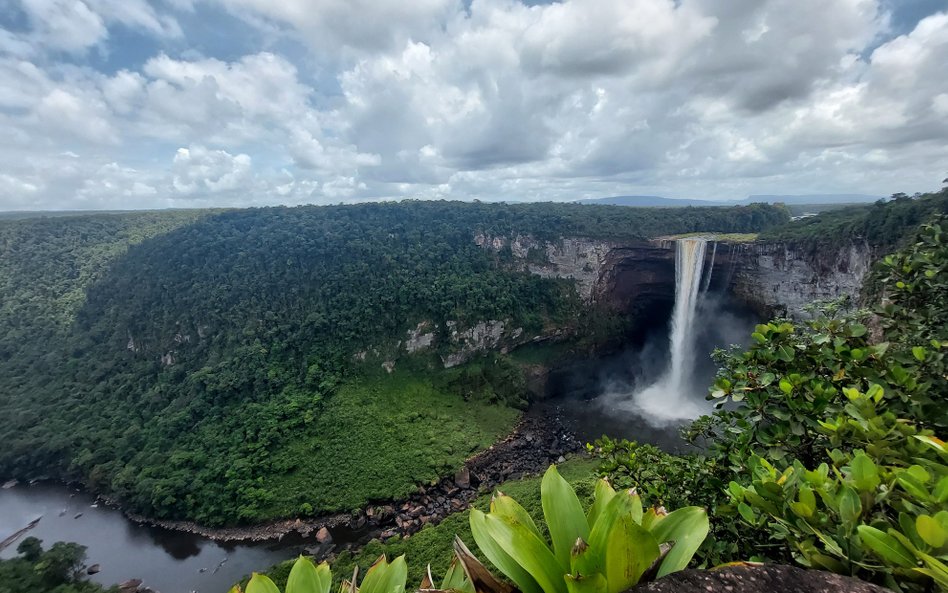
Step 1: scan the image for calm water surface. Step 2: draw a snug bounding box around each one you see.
[0,483,303,593]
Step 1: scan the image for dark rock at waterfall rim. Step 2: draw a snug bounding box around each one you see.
[630,565,893,593]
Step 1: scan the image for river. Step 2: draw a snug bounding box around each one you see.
[0,483,304,593]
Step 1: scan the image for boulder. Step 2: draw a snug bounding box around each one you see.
[454,466,471,489]
[315,526,332,544]
[630,565,893,593]
[87,564,100,575]
[118,579,143,593]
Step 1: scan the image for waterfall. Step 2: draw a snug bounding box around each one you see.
[702,241,716,293]
[626,238,708,424]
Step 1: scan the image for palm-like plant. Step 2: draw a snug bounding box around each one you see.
[466,465,709,593]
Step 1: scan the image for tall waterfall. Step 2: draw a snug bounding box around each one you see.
[628,238,709,423]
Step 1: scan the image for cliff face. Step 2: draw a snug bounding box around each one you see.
[730,241,872,317]
[474,232,874,320]
[375,235,873,370]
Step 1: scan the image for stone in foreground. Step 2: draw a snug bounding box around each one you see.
[631,565,892,593]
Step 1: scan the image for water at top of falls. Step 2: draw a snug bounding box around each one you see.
[625,238,709,424]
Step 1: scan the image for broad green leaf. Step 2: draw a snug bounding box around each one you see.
[227,586,242,593]
[564,573,608,593]
[838,486,862,526]
[912,346,927,361]
[287,556,331,593]
[570,539,599,577]
[360,556,407,593]
[790,501,813,519]
[542,465,590,569]
[470,510,543,593]
[247,573,281,593]
[807,553,847,574]
[492,494,543,541]
[602,514,659,593]
[737,502,756,524]
[649,507,710,577]
[857,526,917,569]
[900,512,926,550]
[917,553,948,589]
[851,453,881,492]
[481,512,567,593]
[799,486,816,514]
[914,435,947,453]
[917,515,948,548]
[779,378,793,395]
[587,480,617,527]
[589,493,636,574]
[849,324,867,337]
[914,568,948,591]
[440,558,474,593]
[629,490,643,525]
[898,473,932,502]
[934,476,948,503]
[906,465,932,484]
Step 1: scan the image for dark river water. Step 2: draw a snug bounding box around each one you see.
[0,483,303,593]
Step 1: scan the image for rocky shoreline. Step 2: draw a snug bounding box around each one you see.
[119,408,583,548]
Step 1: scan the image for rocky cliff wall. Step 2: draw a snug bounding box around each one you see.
[474,231,874,320]
[729,241,872,318]
[356,236,874,371]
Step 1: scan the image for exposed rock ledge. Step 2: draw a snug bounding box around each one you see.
[121,411,581,545]
[631,564,891,593]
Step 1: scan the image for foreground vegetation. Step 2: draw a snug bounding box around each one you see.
[0,201,786,526]
[0,538,114,593]
[243,463,708,593]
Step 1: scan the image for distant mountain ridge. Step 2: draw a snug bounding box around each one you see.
[580,194,885,207]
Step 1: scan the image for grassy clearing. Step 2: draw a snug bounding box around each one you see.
[261,370,520,518]
[260,457,599,589]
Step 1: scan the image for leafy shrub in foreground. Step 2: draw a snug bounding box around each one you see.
[590,438,763,568]
[730,385,948,591]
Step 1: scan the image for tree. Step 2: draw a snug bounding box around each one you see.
[15,537,42,563]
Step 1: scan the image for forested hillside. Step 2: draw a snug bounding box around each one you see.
[0,210,209,388]
[760,188,948,250]
[0,200,787,526]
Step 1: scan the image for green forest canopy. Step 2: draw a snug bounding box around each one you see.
[0,200,787,525]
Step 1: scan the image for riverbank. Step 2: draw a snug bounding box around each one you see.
[112,407,581,547]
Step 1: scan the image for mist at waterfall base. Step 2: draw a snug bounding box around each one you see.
[539,241,759,450]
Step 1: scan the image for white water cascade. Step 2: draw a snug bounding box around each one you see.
[625,238,709,423]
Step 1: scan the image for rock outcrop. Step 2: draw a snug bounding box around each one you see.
[475,232,875,320]
[730,241,872,318]
[475,233,622,302]
[631,564,891,593]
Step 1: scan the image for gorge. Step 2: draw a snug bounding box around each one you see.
[2,198,921,593]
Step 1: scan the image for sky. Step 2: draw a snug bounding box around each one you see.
[0,0,947,210]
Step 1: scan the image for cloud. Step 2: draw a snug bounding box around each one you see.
[33,87,118,143]
[0,0,946,210]
[19,0,108,53]
[10,0,182,54]
[212,0,459,53]
[171,145,252,194]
